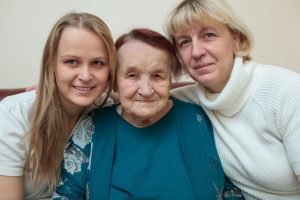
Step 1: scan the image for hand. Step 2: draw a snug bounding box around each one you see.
[25,84,37,92]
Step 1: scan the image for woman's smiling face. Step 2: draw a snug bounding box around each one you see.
[55,27,110,114]
[116,40,172,127]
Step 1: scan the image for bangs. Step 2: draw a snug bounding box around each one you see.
[167,2,227,35]
[168,4,208,35]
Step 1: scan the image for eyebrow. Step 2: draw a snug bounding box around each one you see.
[175,26,217,38]
[151,67,168,73]
[121,65,169,73]
[123,65,138,71]
[59,55,107,60]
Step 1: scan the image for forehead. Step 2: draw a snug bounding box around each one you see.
[58,27,105,53]
[174,19,228,37]
[117,40,171,72]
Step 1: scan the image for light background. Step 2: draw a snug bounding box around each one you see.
[1,0,299,88]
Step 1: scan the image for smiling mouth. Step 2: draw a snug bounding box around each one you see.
[194,63,212,69]
[73,86,95,92]
[135,100,156,103]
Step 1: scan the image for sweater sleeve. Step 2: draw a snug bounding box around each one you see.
[171,84,202,105]
[53,115,94,199]
[276,71,300,176]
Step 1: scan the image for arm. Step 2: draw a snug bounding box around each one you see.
[171,84,202,105]
[278,74,300,183]
[0,176,24,199]
[0,98,31,199]
[53,115,94,199]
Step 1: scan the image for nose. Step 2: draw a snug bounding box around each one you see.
[138,77,154,97]
[78,66,92,82]
[191,39,205,59]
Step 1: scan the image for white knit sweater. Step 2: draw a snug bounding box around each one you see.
[172,57,300,199]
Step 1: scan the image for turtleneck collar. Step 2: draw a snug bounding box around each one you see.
[196,57,259,116]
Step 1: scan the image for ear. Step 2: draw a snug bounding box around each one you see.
[232,32,241,53]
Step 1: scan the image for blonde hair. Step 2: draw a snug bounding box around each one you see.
[26,12,116,190]
[164,0,253,61]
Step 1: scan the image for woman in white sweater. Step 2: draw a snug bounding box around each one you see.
[165,0,300,199]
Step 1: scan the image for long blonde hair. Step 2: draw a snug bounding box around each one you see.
[164,0,253,61]
[26,12,116,190]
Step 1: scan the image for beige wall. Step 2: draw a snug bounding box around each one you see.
[0,0,299,88]
[229,0,300,73]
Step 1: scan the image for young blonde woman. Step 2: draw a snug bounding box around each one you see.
[0,12,116,199]
[166,0,300,199]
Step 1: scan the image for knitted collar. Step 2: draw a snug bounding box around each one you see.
[196,57,259,116]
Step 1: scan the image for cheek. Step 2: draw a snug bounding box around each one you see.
[156,83,171,98]
[54,65,76,85]
[179,50,190,63]
[118,81,137,100]
[95,68,110,82]
[54,72,67,87]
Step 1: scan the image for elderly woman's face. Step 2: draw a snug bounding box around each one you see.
[116,40,172,126]
[174,20,237,93]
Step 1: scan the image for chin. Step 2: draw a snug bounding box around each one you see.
[196,77,215,87]
[136,112,157,120]
[73,99,95,108]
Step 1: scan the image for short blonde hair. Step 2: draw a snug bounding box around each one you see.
[165,0,253,61]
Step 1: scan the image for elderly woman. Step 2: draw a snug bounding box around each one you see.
[52,28,243,199]
[165,0,300,199]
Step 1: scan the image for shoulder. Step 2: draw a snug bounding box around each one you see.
[0,91,36,114]
[261,64,300,80]
[247,61,300,86]
[171,84,203,105]
[171,83,199,95]
[172,97,205,113]
[0,90,36,119]
[91,104,118,121]
[0,91,36,176]
[0,91,36,133]
[92,103,117,112]
[171,98,211,129]
[70,114,94,153]
[252,64,300,98]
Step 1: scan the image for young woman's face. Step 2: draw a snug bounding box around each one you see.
[116,40,172,127]
[55,27,110,114]
[174,20,237,93]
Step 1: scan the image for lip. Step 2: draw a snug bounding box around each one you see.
[73,86,95,94]
[193,63,212,69]
[135,99,156,103]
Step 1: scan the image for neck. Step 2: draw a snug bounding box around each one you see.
[63,106,87,132]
